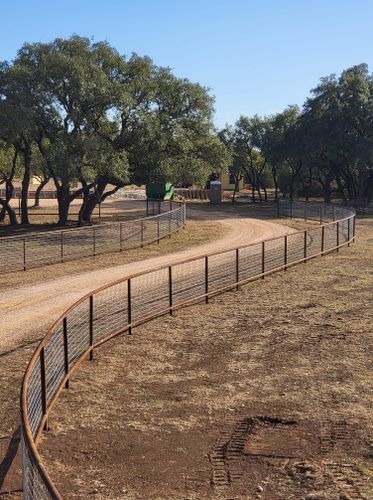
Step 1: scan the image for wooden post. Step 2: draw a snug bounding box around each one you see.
[128,279,132,334]
[89,295,94,361]
[336,221,339,252]
[347,218,350,246]
[63,318,69,389]
[321,226,325,255]
[157,217,160,243]
[304,230,307,262]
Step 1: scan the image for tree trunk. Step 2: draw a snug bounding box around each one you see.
[57,185,72,226]
[232,177,239,203]
[257,181,262,202]
[289,175,295,200]
[79,193,98,224]
[79,178,125,223]
[263,182,268,202]
[0,199,17,225]
[335,174,347,204]
[251,172,256,202]
[33,177,50,207]
[21,149,31,224]
[272,166,279,202]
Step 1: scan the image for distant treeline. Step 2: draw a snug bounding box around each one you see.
[0,35,372,226]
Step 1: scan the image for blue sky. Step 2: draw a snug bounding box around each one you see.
[1,0,373,128]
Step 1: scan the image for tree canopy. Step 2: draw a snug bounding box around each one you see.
[0,36,225,225]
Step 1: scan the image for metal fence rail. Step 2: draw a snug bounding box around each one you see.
[0,201,186,273]
[20,201,355,499]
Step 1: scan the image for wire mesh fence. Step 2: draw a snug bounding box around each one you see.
[20,201,355,499]
[0,200,186,273]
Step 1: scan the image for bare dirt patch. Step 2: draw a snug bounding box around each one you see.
[0,204,298,497]
[37,219,373,499]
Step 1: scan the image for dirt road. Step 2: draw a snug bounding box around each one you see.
[0,207,294,351]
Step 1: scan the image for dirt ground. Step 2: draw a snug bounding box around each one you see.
[0,203,300,498]
[0,199,147,235]
[30,218,373,499]
[0,204,296,351]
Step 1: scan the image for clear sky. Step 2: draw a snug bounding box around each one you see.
[1,0,373,128]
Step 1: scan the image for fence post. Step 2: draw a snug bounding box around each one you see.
[60,231,64,263]
[93,227,96,256]
[261,241,265,278]
[63,318,69,389]
[336,221,339,252]
[353,215,356,241]
[235,248,240,290]
[284,234,288,271]
[141,221,144,248]
[168,266,173,315]
[158,201,161,215]
[89,295,94,361]
[304,230,307,262]
[321,226,325,255]
[157,217,160,243]
[347,218,350,246]
[128,279,132,334]
[23,237,26,271]
[205,256,209,304]
[98,202,101,220]
[40,348,48,431]
[120,223,123,252]
[168,213,172,237]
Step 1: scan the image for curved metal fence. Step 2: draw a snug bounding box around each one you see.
[0,201,186,273]
[20,201,355,499]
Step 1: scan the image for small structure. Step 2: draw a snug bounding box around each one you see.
[146,182,174,200]
[209,180,222,203]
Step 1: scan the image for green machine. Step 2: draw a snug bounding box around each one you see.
[146,182,174,200]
